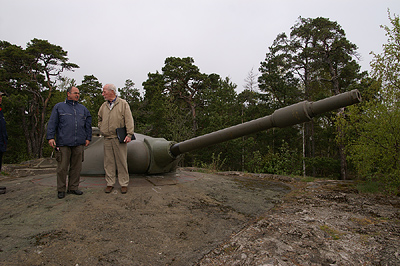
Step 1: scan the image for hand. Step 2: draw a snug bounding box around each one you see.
[124,136,132,143]
[48,139,56,148]
[85,140,90,146]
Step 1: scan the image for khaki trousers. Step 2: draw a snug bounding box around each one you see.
[56,145,84,192]
[103,138,130,187]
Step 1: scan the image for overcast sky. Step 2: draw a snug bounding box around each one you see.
[1,0,399,93]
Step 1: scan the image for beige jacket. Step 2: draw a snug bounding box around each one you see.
[98,97,134,139]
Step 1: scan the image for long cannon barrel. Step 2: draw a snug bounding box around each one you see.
[81,89,361,175]
[170,89,361,156]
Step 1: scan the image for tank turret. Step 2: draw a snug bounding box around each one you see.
[81,89,361,175]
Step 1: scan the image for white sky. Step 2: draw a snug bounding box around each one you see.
[1,0,399,93]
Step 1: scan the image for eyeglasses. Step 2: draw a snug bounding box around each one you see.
[70,92,80,94]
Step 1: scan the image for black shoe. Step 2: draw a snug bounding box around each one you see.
[58,191,65,199]
[67,190,83,195]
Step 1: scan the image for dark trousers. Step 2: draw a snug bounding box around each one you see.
[56,145,84,192]
[0,151,3,172]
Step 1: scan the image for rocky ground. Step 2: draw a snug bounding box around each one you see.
[0,162,399,265]
[199,176,400,265]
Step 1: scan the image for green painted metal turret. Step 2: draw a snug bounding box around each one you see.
[81,89,361,175]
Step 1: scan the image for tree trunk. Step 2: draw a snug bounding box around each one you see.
[305,121,316,176]
[302,124,306,177]
[339,143,347,180]
[337,109,347,180]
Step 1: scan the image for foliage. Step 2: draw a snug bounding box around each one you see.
[118,79,144,132]
[342,99,400,193]
[370,10,400,90]
[356,180,385,194]
[141,71,171,137]
[142,57,208,141]
[258,36,302,108]
[0,39,78,160]
[193,75,239,169]
[142,57,242,169]
[194,152,226,172]
[303,156,340,179]
[2,94,30,163]
[78,75,103,126]
[339,11,400,194]
[0,14,380,182]
[243,68,259,92]
[162,57,207,134]
[258,16,364,179]
[245,141,302,176]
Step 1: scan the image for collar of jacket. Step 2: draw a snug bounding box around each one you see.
[65,99,78,105]
[108,96,117,105]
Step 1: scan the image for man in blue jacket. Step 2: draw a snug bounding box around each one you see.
[47,86,92,199]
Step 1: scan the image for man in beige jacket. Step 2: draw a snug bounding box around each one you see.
[98,84,134,194]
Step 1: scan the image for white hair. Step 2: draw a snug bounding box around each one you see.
[105,84,117,95]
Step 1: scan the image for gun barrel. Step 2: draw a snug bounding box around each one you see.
[170,89,361,157]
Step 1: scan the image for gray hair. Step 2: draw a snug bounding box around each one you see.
[105,84,117,95]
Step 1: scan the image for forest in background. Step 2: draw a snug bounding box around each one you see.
[0,12,399,193]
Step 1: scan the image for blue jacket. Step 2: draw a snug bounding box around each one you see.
[0,105,8,152]
[47,99,92,147]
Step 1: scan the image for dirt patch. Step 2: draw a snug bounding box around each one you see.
[0,168,288,266]
[0,167,399,266]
